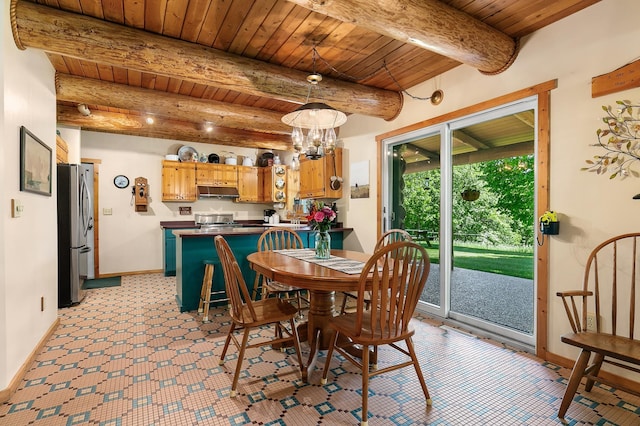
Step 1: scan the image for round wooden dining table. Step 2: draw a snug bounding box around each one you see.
[247,249,372,381]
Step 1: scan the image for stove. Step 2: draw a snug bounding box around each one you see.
[194,213,238,229]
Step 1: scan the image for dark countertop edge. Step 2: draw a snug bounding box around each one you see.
[161,220,346,229]
[160,220,196,229]
[173,226,353,238]
[160,219,266,229]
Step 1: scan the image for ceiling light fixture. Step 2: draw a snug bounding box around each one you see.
[281,48,347,160]
[145,116,154,125]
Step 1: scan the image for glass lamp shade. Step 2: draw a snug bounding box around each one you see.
[281,102,347,129]
[282,102,346,159]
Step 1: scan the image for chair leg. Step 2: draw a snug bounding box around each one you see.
[406,337,431,405]
[288,318,304,372]
[339,292,349,314]
[558,349,591,421]
[230,328,252,398]
[219,323,236,365]
[200,264,214,322]
[251,274,262,301]
[361,343,370,426]
[320,330,339,385]
[584,353,604,391]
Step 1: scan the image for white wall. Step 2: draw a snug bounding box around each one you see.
[339,0,640,361]
[1,1,58,389]
[80,132,293,274]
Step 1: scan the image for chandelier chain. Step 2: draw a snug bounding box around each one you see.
[312,46,435,101]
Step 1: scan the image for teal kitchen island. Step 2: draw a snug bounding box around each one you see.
[170,226,351,312]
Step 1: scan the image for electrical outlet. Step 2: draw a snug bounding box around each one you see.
[586,312,596,332]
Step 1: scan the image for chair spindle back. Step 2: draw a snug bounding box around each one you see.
[356,241,430,339]
[581,233,640,338]
[215,235,256,324]
[258,227,304,251]
[374,229,413,252]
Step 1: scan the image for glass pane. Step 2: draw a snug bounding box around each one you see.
[395,133,442,310]
[449,117,535,336]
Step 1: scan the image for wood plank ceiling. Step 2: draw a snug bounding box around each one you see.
[11,0,599,151]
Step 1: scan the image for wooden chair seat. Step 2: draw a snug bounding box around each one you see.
[329,311,417,346]
[561,333,640,365]
[235,297,299,327]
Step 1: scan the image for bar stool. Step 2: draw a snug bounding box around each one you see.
[198,259,229,322]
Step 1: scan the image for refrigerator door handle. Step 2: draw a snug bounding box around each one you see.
[80,171,93,234]
[79,246,91,254]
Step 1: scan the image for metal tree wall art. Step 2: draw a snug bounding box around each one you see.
[583,100,640,179]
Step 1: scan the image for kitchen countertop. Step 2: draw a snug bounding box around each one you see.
[172,225,352,238]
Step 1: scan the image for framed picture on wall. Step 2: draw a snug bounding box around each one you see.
[20,126,52,196]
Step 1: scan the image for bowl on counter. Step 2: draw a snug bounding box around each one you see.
[165,154,179,161]
[225,157,237,165]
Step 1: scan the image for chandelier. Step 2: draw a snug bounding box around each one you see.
[281,51,347,160]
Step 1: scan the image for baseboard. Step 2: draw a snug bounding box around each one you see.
[98,269,163,278]
[546,351,640,395]
[0,317,60,403]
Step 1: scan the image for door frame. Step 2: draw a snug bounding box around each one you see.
[375,80,557,359]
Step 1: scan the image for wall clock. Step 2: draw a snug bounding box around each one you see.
[113,175,129,188]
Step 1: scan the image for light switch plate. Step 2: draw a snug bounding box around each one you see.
[103,208,113,215]
[11,199,22,218]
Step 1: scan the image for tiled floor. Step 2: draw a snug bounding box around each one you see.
[1,273,640,425]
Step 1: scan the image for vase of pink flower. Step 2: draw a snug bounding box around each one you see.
[306,202,336,259]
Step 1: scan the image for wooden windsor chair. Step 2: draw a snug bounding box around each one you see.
[214,235,303,397]
[321,240,432,426]
[556,232,640,421]
[252,227,309,315]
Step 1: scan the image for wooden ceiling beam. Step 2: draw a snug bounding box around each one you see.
[288,0,519,75]
[55,73,291,135]
[56,105,293,151]
[405,141,534,173]
[453,129,490,150]
[10,0,402,121]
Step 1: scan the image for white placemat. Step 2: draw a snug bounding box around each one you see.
[274,249,368,275]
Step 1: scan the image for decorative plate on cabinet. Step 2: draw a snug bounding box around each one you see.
[178,145,198,162]
[274,166,285,176]
[275,178,285,189]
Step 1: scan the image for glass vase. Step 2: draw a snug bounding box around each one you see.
[315,230,331,259]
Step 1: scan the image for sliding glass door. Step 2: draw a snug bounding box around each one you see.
[382,98,537,347]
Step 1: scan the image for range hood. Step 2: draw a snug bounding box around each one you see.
[197,185,239,198]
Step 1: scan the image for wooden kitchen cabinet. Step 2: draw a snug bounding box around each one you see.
[299,147,343,199]
[260,165,287,203]
[162,160,196,201]
[236,166,259,202]
[195,163,238,187]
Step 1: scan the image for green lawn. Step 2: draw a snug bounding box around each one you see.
[421,242,534,279]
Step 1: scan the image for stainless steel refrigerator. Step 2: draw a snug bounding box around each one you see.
[57,163,93,307]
